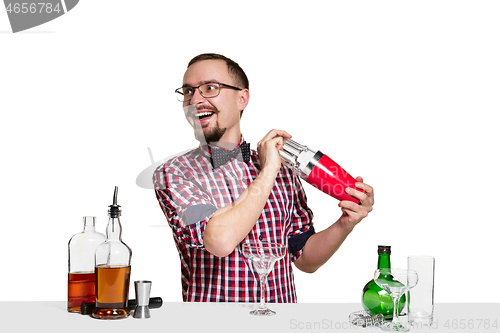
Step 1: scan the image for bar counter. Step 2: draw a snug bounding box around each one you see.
[2,302,498,332]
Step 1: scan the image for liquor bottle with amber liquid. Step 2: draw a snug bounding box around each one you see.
[91,187,132,320]
[361,245,406,319]
[68,216,106,313]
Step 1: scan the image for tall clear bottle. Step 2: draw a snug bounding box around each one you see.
[91,187,132,320]
[361,245,406,319]
[68,216,106,313]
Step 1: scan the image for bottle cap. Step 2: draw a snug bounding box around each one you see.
[80,302,94,315]
[378,245,391,254]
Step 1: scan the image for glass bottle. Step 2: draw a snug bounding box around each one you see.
[91,186,132,320]
[67,216,106,313]
[361,245,406,319]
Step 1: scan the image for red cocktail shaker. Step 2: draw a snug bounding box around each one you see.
[279,138,364,204]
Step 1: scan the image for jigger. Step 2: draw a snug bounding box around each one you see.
[133,280,152,319]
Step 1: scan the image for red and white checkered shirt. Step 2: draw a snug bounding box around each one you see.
[153,137,315,302]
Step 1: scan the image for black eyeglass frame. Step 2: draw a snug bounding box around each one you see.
[175,82,243,102]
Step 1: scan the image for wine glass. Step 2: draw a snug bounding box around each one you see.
[374,268,418,332]
[242,242,287,316]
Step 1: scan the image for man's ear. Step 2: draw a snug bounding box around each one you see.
[238,89,250,110]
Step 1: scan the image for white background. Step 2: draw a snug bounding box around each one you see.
[1,1,499,303]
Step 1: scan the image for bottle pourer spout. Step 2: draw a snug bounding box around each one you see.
[109,186,121,218]
[113,186,118,205]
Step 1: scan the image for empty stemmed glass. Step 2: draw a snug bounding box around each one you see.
[374,268,418,332]
[242,242,287,316]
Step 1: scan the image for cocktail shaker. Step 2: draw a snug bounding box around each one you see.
[279,138,364,203]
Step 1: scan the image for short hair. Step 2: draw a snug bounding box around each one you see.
[187,53,249,90]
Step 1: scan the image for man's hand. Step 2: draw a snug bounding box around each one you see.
[294,176,374,273]
[257,129,292,175]
[204,129,291,257]
[338,176,374,231]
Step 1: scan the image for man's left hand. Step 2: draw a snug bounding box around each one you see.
[338,176,374,231]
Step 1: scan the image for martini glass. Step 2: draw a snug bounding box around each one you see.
[374,268,418,332]
[242,242,286,316]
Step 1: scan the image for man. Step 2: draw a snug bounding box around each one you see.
[153,53,374,302]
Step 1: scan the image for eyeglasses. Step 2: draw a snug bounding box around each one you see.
[175,82,242,102]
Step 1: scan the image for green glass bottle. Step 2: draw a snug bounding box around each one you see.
[361,245,406,319]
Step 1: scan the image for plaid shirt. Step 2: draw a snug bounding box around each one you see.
[153,137,315,302]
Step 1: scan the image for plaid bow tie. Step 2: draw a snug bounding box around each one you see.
[211,141,251,168]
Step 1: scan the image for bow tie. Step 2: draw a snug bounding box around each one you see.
[211,141,251,168]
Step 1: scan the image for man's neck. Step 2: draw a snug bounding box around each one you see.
[209,128,242,149]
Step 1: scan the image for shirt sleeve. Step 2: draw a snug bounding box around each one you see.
[153,161,216,249]
[287,173,315,261]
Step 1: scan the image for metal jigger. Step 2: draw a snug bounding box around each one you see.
[133,281,152,319]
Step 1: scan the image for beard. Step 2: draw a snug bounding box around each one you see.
[187,103,227,144]
[195,120,227,144]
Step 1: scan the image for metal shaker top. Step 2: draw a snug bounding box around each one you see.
[279,138,323,179]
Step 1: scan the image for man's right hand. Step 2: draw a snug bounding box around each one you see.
[204,129,291,257]
[257,129,292,176]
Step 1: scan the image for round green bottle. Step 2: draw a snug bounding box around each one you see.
[361,245,406,319]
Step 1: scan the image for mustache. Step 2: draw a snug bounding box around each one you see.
[183,104,219,123]
[186,104,219,119]
[196,104,218,112]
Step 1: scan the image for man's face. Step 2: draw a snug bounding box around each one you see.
[182,59,248,145]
